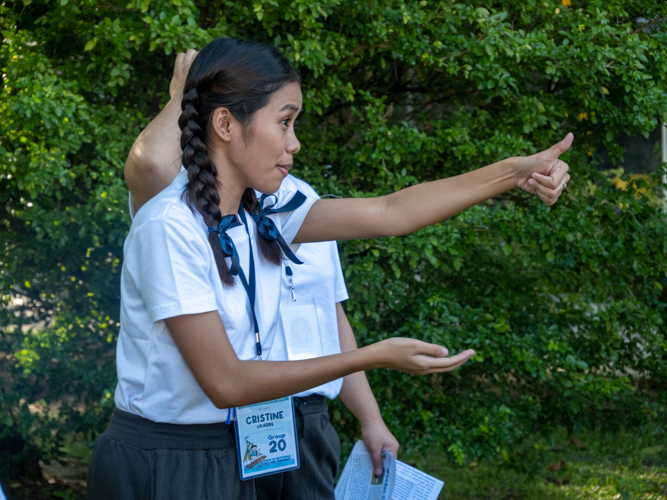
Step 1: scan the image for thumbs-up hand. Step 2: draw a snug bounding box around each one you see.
[515,133,573,206]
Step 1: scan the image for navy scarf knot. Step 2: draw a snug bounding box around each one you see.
[252,191,307,265]
[207,214,241,275]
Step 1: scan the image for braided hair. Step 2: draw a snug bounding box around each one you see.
[178,38,301,286]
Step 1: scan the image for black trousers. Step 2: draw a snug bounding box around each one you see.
[256,395,341,500]
[86,408,255,500]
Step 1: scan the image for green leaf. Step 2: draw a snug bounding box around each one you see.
[84,38,97,51]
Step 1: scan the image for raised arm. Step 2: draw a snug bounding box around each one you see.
[124,49,198,209]
[295,134,572,243]
[164,310,474,409]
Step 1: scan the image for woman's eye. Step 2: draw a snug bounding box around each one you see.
[282,118,298,130]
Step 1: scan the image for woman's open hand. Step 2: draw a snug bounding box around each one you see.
[375,338,475,374]
[514,133,573,206]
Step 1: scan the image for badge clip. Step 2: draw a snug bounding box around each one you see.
[285,264,296,302]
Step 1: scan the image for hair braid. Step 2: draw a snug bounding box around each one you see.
[179,86,236,286]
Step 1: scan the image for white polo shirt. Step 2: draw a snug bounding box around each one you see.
[116,170,317,424]
[128,173,349,402]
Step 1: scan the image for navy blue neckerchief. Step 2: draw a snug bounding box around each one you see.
[207,190,307,360]
[253,191,307,265]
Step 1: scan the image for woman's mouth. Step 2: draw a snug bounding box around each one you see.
[276,164,292,177]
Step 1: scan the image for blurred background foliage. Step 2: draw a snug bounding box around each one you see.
[1,0,666,488]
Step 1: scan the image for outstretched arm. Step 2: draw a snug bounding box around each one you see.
[336,303,399,475]
[128,51,572,241]
[124,50,198,209]
[164,310,474,410]
[294,134,572,243]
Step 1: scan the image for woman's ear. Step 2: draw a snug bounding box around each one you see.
[211,107,234,142]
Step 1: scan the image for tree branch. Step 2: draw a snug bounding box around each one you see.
[629,16,666,35]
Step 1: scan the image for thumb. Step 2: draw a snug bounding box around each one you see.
[418,342,449,358]
[548,132,574,156]
[371,447,384,476]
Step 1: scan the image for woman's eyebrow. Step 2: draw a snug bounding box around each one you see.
[279,104,303,113]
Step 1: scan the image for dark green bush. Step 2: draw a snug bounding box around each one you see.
[1,0,666,478]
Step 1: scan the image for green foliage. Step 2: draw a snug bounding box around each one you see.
[1,0,666,479]
[402,424,667,499]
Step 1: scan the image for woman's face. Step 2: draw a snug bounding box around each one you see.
[226,82,303,195]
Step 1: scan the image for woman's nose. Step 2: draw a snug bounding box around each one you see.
[286,136,300,155]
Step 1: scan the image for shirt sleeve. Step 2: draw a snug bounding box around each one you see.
[128,192,138,220]
[269,188,318,246]
[330,241,349,303]
[126,212,218,322]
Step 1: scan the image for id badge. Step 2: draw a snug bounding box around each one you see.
[234,396,300,480]
[280,303,323,361]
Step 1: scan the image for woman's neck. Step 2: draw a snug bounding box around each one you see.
[209,150,247,216]
[217,181,246,216]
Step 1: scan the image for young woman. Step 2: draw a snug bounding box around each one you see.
[125,49,401,500]
[87,37,571,500]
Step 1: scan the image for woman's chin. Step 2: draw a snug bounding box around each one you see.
[255,178,284,195]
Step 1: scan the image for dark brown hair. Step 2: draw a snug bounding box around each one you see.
[178,37,301,286]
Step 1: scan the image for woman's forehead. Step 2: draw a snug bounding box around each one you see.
[267,82,303,113]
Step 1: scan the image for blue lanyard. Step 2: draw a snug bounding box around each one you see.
[236,207,261,358]
[208,191,306,360]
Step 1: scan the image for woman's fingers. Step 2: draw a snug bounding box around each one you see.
[380,338,474,374]
[175,49,198,76]
[531,160,569,187]
[369,444,384,475]
[174,51,185,70]
[532,182,560,205]
[419,348,475,373]
[170,49,199,98]
[184,48,198,67]
[529,160,570,205]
